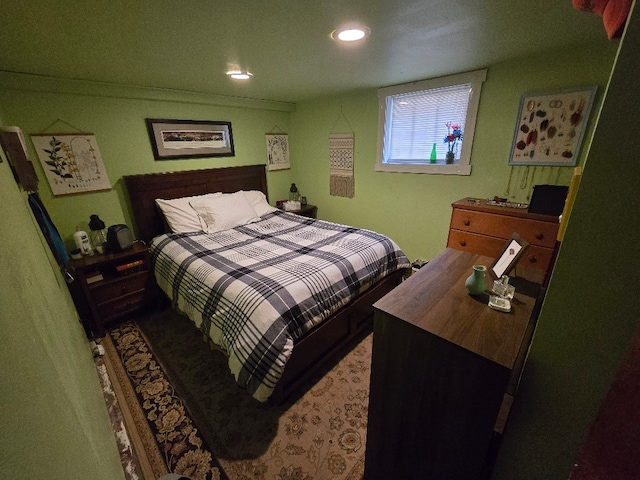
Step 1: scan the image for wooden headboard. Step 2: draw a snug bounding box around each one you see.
[123,164,268,244]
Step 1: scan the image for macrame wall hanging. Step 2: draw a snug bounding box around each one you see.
[329,107,355,198]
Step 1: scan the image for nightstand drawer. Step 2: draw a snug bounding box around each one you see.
[90,271,148,304]
[99,291,146,322]
[450,209,558,248]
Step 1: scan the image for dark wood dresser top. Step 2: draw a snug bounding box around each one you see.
[373,248,539,369]
[453,197,559,223]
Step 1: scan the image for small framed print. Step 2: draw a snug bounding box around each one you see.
[265,133,290,171]
[509,86,596,166]
[490,233,530,279]
[146,119,234,160]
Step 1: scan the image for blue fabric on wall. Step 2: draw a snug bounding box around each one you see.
[28,192,70,267]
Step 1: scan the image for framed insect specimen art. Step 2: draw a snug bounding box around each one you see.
[509,86,596,166]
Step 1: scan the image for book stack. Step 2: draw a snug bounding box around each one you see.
[115,259,144,275]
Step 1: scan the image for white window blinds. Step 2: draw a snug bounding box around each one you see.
[384,84,471,164]
[376,69,487,175]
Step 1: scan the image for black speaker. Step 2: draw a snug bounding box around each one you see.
[107,224,133,252]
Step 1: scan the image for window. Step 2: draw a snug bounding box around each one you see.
[376,69,487,175]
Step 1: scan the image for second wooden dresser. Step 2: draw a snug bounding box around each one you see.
[447,198,560,283]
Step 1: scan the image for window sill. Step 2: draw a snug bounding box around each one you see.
[375,163,472,175]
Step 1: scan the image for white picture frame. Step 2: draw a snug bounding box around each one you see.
[490,233,530,279]
[509,86,596,166]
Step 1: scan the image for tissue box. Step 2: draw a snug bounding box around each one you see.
[283,201,301,211]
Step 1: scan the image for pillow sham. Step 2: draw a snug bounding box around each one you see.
[243,190,277,217]
[190,191,260,233]
[155,193,222,233]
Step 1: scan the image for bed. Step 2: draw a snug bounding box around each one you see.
[124,165,409,404]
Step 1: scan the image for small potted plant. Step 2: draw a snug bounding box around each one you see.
[443,122,463,164]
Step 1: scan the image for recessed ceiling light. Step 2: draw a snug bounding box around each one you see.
[331,26,370,42]
[226,70,253,80]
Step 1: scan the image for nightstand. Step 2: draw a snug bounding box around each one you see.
[68,242,152,339]
[290,204,317,219]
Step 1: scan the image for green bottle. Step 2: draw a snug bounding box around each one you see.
[430,143,437,163]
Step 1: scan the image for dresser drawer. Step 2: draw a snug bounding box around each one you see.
[90,271,148,304]
[447,230,555,273]
[450,209,559,248]
[99,291,146,322]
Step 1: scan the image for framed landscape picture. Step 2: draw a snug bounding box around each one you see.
[509,86,596,166]
[146,119,235,160]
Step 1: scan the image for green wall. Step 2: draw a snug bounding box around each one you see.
[0,77,295,246]
[289,40,617,263]
[0,80,295,479]
[494,5,640,478]
[0,17,630,479]
[0,159,124,479]
[0,38,617,263]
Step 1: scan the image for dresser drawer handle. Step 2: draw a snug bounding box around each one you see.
[121,286,128,292]
[528,255,537,264]
[463,219,470,226]
[459,240,467,247]
[535,232,544,240]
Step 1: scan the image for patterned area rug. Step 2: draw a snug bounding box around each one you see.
[108,309,372,480]
[107,321,225,480]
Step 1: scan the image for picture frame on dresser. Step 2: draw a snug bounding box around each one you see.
[490,233,529,279]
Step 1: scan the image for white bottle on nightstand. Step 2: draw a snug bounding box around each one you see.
[73,230,93,256]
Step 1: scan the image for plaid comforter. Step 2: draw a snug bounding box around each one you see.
[149,210,410,401]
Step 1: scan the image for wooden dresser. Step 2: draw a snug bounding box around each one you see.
[364,248,542,480]
[447,197,560,283]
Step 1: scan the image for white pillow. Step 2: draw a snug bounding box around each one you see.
[155,193,221,233]
[190,191,260,233]
[243,190,277,217]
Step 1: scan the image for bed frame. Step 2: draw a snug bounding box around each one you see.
[123,165,403,405]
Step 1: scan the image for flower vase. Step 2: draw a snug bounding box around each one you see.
[465,264,487,295]
[446,151,455,164]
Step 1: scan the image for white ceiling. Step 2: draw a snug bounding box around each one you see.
[0,0,608,103]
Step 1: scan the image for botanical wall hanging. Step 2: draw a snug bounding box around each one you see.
[509,86,596,166]
[265,133,290,171]
[30,133,111,196]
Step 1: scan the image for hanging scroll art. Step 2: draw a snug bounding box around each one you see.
[31,133,111,195]
[265,133,290,171]
[329,133,354,198]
